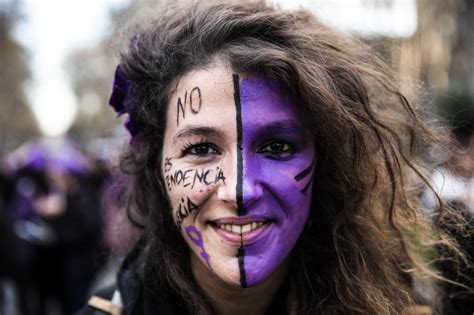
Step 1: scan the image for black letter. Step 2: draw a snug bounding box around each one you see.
[176,91,187,125]
[216,170,226,184]
[164,157,173,172]
[190,87,202,114]
[192,168,205,189]
[203,169,212,185]
[187,197,199,215]
[183,169,193,187]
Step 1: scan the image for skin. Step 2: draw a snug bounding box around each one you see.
[240,78,314,286]
[162,60,314,313]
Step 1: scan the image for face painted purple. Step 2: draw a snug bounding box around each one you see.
[161,63,313,289]
[237,78,314,286]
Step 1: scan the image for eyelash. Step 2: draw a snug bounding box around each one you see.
[257,140,296,159]
[179,139,296,159]
[180,139,220,157]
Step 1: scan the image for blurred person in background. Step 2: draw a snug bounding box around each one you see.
[77,1,472,314]
[0,167,19,313]
[1,164,50,315]
[1,139,106,315]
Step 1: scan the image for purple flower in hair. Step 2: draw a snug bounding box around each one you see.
[109,65,139,141]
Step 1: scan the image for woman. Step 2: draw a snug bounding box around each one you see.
[79,1,470,314]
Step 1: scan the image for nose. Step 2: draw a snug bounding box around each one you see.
[241,173,263,210]
[216,152,238,207]
[216,153,263,215]
[216,178,237,206]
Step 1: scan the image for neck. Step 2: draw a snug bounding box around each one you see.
[191,255,288,315]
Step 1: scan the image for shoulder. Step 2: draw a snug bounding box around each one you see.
[76,266,143,315]
[74,285,121,315]
[76,240,186,315]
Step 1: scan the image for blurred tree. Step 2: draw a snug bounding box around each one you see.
[64,41,118,144]
[368,0,474,147]
[448,0,474,93]
[384,0,460,93]
[0,1,38,156]
[444,1,474,146]
[64,0,163,147]
[386,0,473,94]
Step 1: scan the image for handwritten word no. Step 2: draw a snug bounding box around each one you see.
[176,87,202,126]
[175,197,199,226]
[165,166,226,191]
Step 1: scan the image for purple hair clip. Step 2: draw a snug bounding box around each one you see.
[109,65,140,148]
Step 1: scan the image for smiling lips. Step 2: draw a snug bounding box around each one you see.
[210,218,270,244]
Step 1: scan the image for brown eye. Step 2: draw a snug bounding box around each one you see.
[183,142,220,157]
[257,141,295,159]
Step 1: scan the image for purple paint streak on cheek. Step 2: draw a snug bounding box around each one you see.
[240,78,314,286]
[185,225,212,270]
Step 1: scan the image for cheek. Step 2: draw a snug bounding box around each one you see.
[259,158,313,213]
[267,175,312,234]
[163,160,225,226]
[273,172,309,205]
[242,156,314,287]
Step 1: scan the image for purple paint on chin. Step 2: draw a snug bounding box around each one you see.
[239,78,313,286]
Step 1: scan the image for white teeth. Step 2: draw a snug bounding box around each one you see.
[217,222,266,234]
[241,224,251,233]
[231,225,241,234]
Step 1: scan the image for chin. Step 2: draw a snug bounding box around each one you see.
[244,253,286,287]
[210,257,243,287]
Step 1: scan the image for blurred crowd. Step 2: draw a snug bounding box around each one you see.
[0,138,136,315]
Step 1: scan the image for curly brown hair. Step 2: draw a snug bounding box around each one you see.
[114,1,470,314]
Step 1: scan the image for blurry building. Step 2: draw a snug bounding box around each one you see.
[0,1,39,156]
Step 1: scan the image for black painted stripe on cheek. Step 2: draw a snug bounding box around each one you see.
[233,74,245,216]
[301,177,313,194]
[294,158,314,182]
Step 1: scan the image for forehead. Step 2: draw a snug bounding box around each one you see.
[166,64,234,133]
[165,62,300,136]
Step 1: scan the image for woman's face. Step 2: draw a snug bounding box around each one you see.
[162,61,314,287]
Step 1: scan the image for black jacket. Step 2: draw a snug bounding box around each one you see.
[75,244,289,315]
[75,262,193,315]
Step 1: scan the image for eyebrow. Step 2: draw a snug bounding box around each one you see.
[172,125,225,144]
[253,120,305,137]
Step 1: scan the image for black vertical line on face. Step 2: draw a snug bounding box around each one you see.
[233,74,245,217]
[233,73,247,288]
[238,235,247,288]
